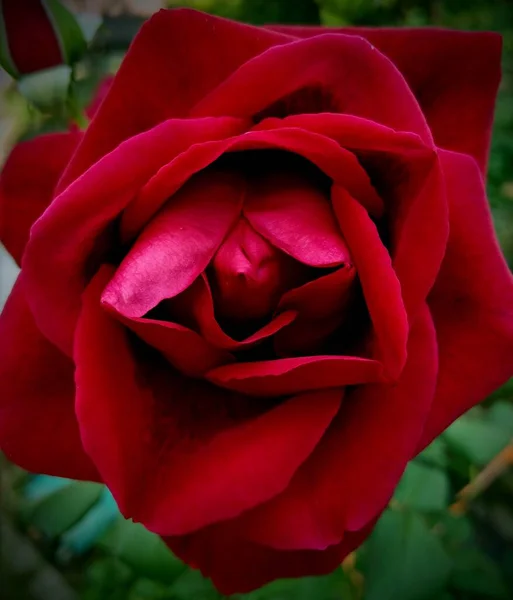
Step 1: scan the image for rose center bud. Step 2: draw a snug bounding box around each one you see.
[210,218,305,322]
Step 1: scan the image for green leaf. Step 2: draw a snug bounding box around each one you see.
[82,557,134,600]
[43,0,87,64]
[362,509,452,600]
[21,481,103,538]
[394,461,450,512]
[58,488,120,558]
[241,569,355,600]
[451,548,510,599]
[99,519,185,584]
[167,569,220,600]
[488,401,513,436]
[417,439,448,470]
[18,65,72,111]
[443,416,511,466]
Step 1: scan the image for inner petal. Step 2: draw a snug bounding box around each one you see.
[210,217,307,322]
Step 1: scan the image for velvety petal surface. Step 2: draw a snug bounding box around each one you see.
[270,27,501,172]
[237,305,437,549]
[419,150,513,448]
[23,117,246,355]
[244,169,350,267]
[193,33,432,143]
[75,268,343,535]
[332,186,408,379]
[0,276,98,480]
[121,125,381,239]
[166,522,373,595]
[102,169,244,318]
[274,265,356,356]
[0,131,82,265]
[169,275,298,351]
[206,355,382,397]
[57,9,292,191]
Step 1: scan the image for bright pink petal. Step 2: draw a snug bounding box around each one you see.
[122,125,381,240]
[210,217,307,321]
[0,276,99,481]
[170,275,298,351]
[57,9,291,192]
[257,112,447,322]
[206,355,382,397]
[193,33,432,144]
[419,150,513,448]
[269,27,500,172]
[274,265,356,356]
[166,523,373,595]
[244,168,350,267]
[0,131,81,265]
[332,186,408,379]
[102,170,243,318]
[238,304,436,550]
[76,268,342,534]
[23,117,246,355]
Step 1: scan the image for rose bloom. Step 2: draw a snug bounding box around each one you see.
[1,9,513,594]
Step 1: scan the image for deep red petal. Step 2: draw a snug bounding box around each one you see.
[0,275,98,480]
[102,170,243,318]
[170,275,298,351]
[76,268,342,535]
[269,27,500,172]
[166,522,373,595]
[85,75,115,120]
[57,9,291,192]
[332,186,408,379]
[243,169,350,267]
[103,309,234,378]
[206,355,382,397]
[122,126,381,240]
[237,304,436,550]
[193,33,431,143]
[23,117,246,355]
[274,265,356,356]
[419,150,513,448]
[0,131,81,265]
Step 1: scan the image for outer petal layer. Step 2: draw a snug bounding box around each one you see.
[0,131,81,265]
[270,26,501,171]
[75,268,343,535]
[237,304,437,550]
[166,522,373,595]
[420,150,513,448]
[0,276,98,480]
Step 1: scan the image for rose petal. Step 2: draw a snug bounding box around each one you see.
[270,27,501,172]
[419,150,513,448]
[193,33,432,144]
[244,169,350,267]
[238,304,436,550]
[76,268,343,535]
[122,126,381,240]
[166,522,373,595]
[0,131,81,265]
[170,275,298,351]
[102,169,244,318]
[206,355,382,397]
[23,117,246,355]
[274,265,357,356]
[57,9,291,192]
[103,308,234,378]
[0,275,99,481]
[332,186,408,379]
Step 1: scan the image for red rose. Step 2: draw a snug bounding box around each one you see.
[1,9,512,594]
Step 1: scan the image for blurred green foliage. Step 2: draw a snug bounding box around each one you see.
[2,1,513,599]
